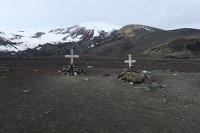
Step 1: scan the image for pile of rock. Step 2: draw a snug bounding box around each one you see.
[58,64,86,76]
[117,66,149,84]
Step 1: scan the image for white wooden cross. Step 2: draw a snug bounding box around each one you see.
[124,54,136,67]
[65,49,79,64]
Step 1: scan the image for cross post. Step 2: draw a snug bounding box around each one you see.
[124,54,136,67]
[65,49,79,64]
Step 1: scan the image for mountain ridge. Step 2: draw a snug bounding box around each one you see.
[0,22,121,52]
[1,22,200,59]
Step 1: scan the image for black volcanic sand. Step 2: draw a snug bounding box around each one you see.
[0,58,200,133]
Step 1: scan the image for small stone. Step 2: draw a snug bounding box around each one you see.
[1,76,6,80]
[161,84,167,88]
[22,89,31,93]
[48,73,53,75]
[74,72,77,76]
[173,73,179,76]
[142,70,147,74]
[151,82,160,88]
[144,87,151,92]
[57,70,61,74]
[44,110,53,115]
[61,72,67,75]
[84,78,89,81]
[129,82,134,85]
[87,65,93,69]
[162,98,168,104]
[182,118,186,122]
[103,73,110,76]
[32,69,38,72]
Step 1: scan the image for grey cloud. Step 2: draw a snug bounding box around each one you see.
[0,0,200,29]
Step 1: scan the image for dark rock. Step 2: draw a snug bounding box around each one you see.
[150,82,161,88]
[22,89,32,93]
[61,72,67,75]
[103,73,110,76]
[1,76,6,80]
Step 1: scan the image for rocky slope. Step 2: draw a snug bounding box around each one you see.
[143,38,200,59]
[83,26,200,59]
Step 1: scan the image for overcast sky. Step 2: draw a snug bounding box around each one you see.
[0,0,200,30]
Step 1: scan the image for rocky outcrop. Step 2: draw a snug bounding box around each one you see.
[117,66,148,84]
[143,39,200,59]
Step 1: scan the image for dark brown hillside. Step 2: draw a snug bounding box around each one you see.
[143,39,200,59]
[83,25,200,58]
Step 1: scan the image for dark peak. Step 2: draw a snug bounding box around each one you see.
[10,34,24,40]
[0,37,18,46]
[0,31,5,34]
[118,24,163,38]
[49,25,79,34]
[32,32,45,38]
[169,28,200,35]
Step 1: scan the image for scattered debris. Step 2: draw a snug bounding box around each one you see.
[117,66,149,84]
[59,64,86,76]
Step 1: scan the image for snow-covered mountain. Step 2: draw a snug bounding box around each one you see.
[0,22,121,52]
[1,22,200,59]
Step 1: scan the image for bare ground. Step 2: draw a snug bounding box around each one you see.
[0,58,200,133]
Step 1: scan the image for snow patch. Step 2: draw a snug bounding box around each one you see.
[144,27,154,32]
